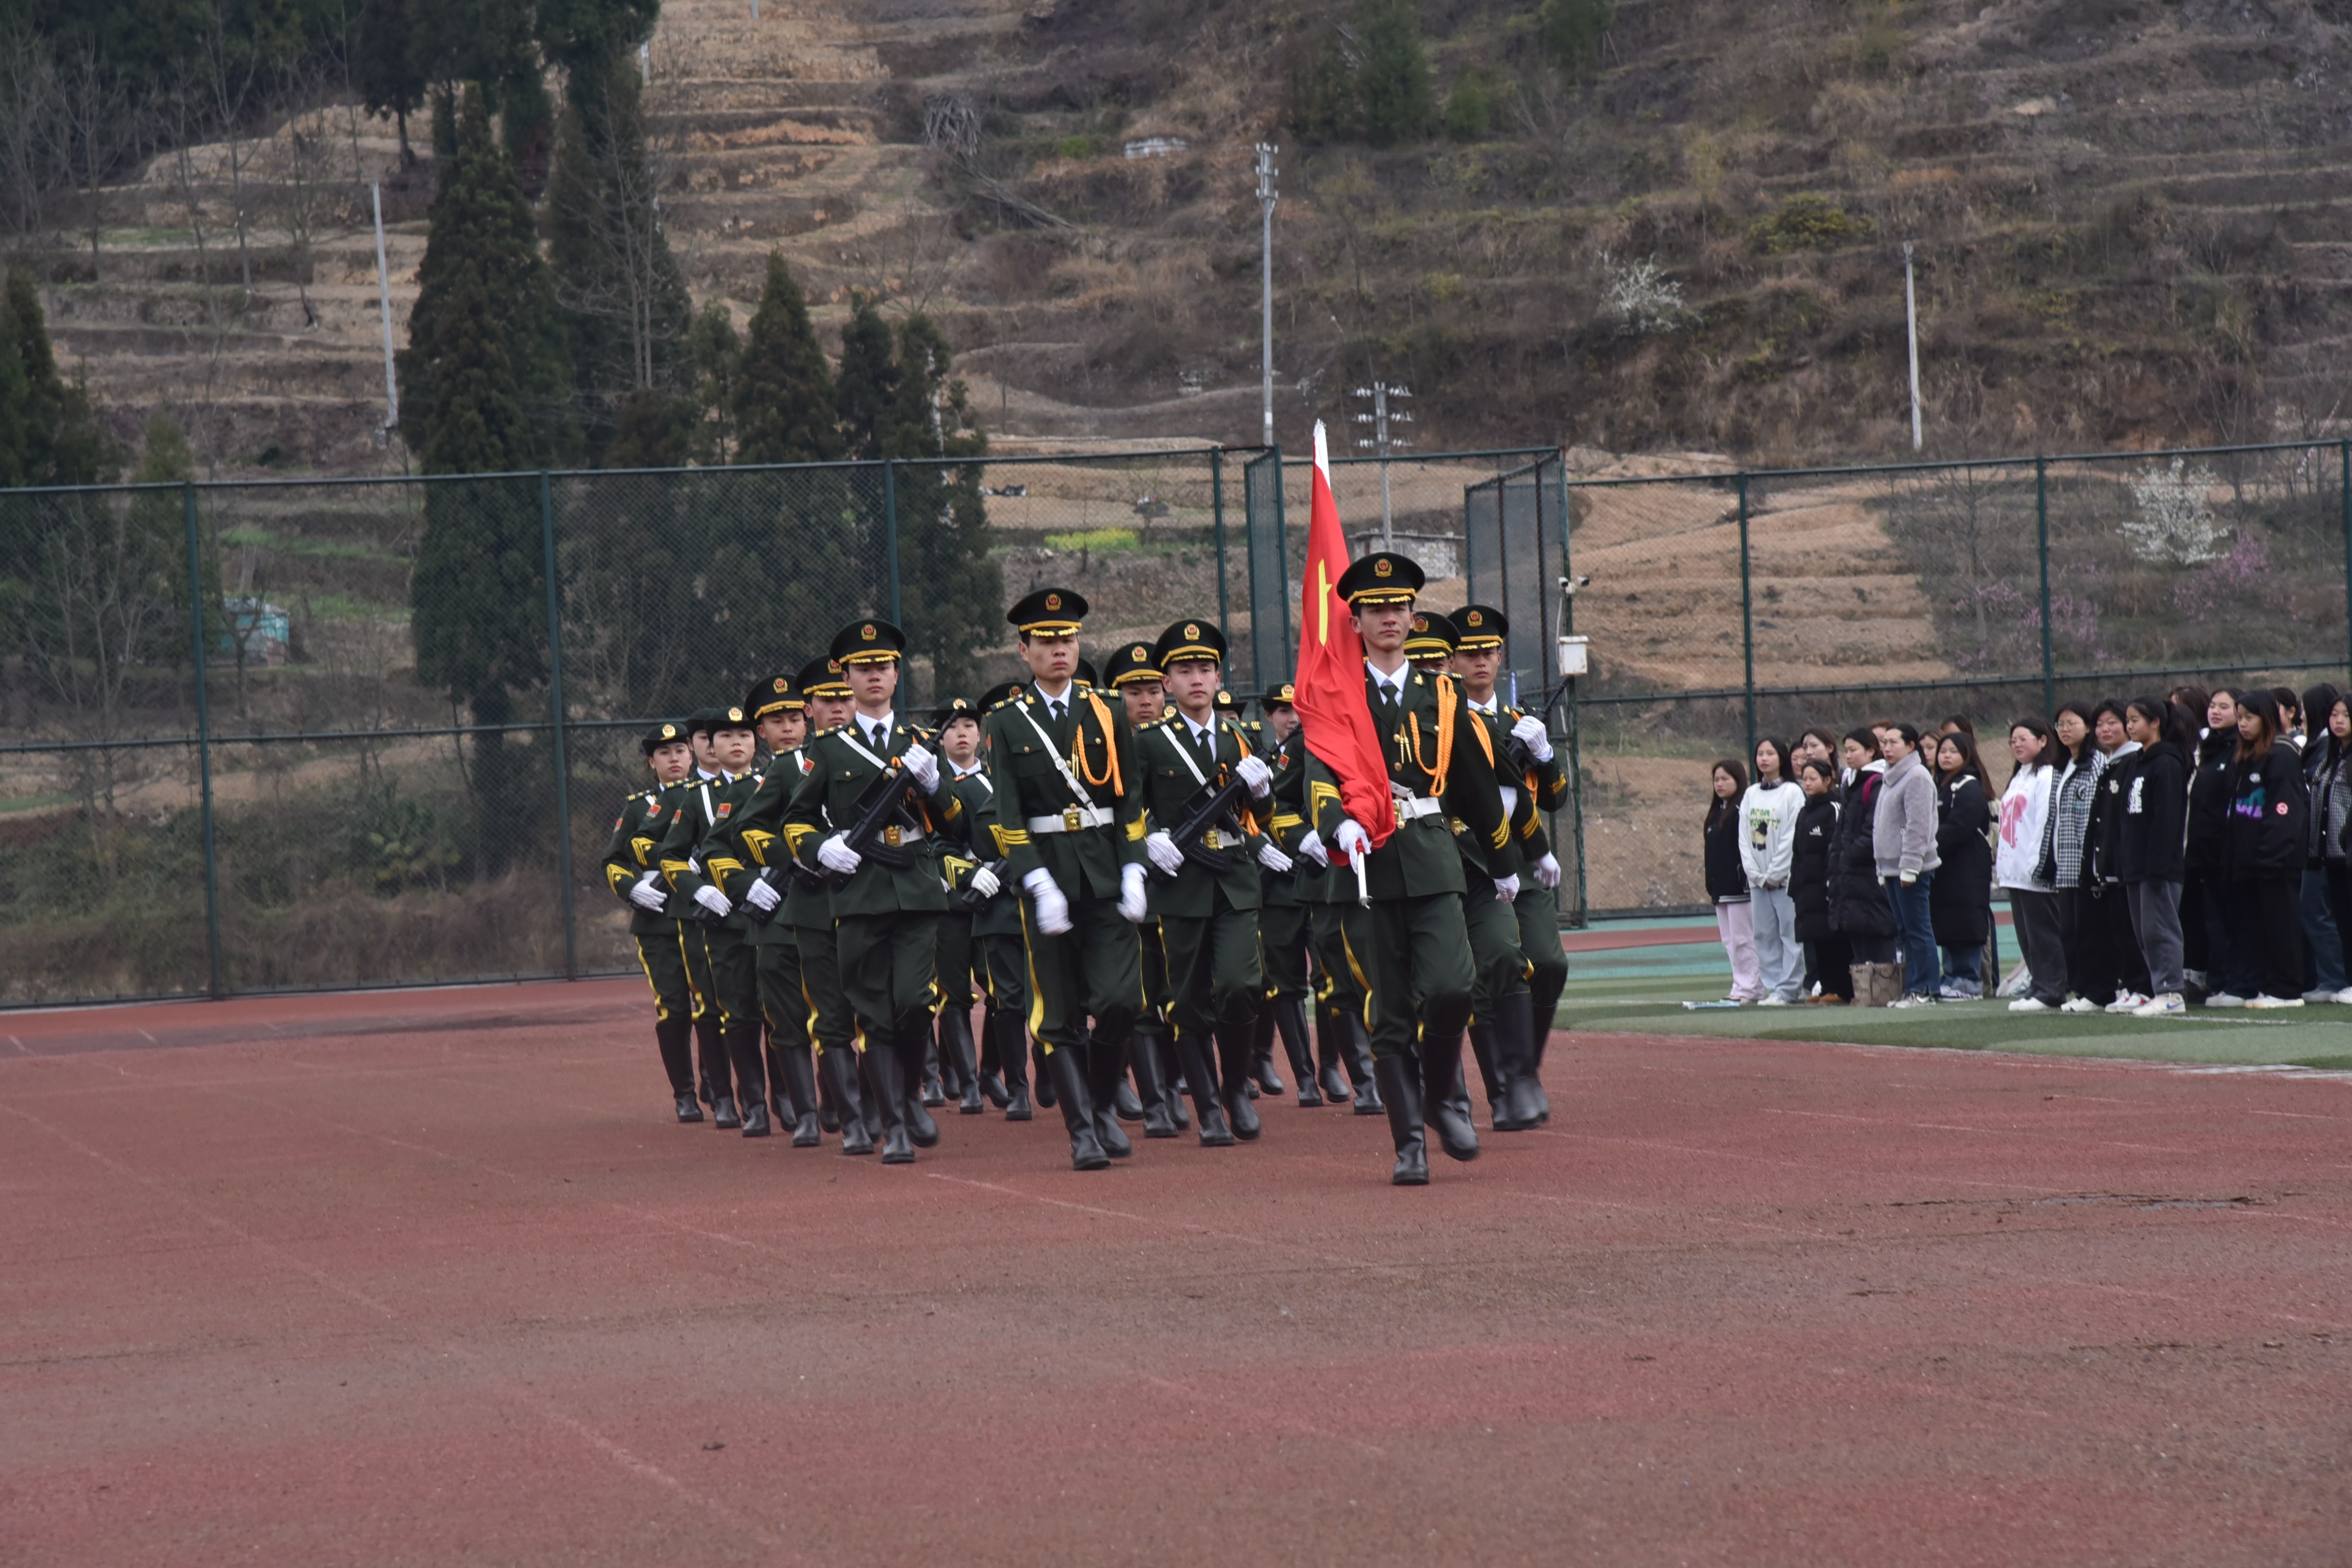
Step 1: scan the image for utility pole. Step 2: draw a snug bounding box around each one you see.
[1350,379,1412,549]
[372,182,398,434]
[1256,141,1277,447]
[1904,240,1922,452]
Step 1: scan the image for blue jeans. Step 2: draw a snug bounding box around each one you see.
[1941,941,1984,996]
[1884,873,1941,998]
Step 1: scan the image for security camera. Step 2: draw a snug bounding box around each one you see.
[1559,574,1591,595]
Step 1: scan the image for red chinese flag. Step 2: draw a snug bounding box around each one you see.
[1294,421,1398,848]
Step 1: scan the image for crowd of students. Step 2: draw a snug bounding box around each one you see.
[1700,682,2352,1015]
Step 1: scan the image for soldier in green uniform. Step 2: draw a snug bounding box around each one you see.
[929,695,989,1116]
[654,705,771,1135]
[1103,638,1185,1138]
[1452,604,1570,1124]
[1305,552,1519,1185]
[1280,687,1385,1119]
[673,707,733,1107]
[771,656,870,1149]
[1250,682,1328,1107]
[601,719,704,1121]
[1216,685,1286,1100]
[784,619,965,1165]
[978,587,1148,1171]
[960,680,1031,1119]
[1137,619,1287,1144]
[720,672,831,1147]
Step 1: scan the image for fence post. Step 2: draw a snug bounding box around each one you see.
[1559,468,1587,927]
[1211,446,1230,654]
[1736,472,1756,756]
[2035,455,2055,715]
[882,459,902,623]
[540,471,577,982]
[183,481,224,999]
[2339,440,2351,681]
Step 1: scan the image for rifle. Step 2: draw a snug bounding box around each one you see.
[1157,772,1254,876]
[957,857,1010,911]
[739,862,809,925]
[826,761,921,889]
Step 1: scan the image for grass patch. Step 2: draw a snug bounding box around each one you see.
[1042,526,1139,551]
[218,525,403,562]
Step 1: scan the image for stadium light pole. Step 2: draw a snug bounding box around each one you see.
[1256,142,1277,447]
[372,182,397,434]
[1904,240,1922,452]
[1351,380,1412,549]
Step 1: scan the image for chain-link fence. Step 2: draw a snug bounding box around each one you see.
[8,438,2349,1003]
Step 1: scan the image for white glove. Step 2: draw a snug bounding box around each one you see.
[628,871,667,911]
[1333,818,1369,861]
[693,884,732,919]
[1296,830,1329,867]
[969,864,1001,899]
[899,743,938,791]
[1145,829,1186,876]
[1119,863,1150,923]
[1257,840,1294,873]
[1532,852,1561,890]
[1492,874,1520,903]
[744,875,781,912]
[817,834,862,876]
[1510,714,1554,762]
[1235,754,1273,797]
[1023,868,1072,934]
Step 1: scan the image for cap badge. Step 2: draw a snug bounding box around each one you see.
[860,623,876,642]
[660,724,676,740]
[1184,623,1199,640]
[773,677,787,692]
[727,707,744,722]
[1374,558,1393,578]
[1467,610,1483,626]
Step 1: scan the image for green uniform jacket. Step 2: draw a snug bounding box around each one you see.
[1254,724,1308,911]
[783,717,964,917]
[1136,710,1265,918]
[940,764,1025,939]
[602,782,686,938]
[1473,700,1570,862]
[654,770,763,933]
[721,744,817,942]
[977,682,1147,902]
[1306,665,1519,900]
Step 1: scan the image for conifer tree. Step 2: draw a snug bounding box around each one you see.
[1355,0,1434,145]
[731,253,842,465]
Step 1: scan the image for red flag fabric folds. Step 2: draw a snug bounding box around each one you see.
[1293,420,1398,848]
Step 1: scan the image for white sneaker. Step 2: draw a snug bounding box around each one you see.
[2247,994,2307,1009]
[2103,991,2149,1014]
[2008,997,2053,1013]
[2204,993,2248,1009]
[2132,993,2186,1017]
[2302,988,2338,1003]
[2059,997,2099,1014]
[1758,995,1790,1007]
[2334,988,2352,1006]
[1889,993,1938,1009]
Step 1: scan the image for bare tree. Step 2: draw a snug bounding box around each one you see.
[0,34,59,248]
[271,72,347,328]
[51,44,124,280]
[196,15,261,302]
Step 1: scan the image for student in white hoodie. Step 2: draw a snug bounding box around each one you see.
[1741,738,1807,1005]
[1997,718,2068,1011]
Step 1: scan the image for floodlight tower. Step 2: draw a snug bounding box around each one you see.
[1255,142,1277,447]
[1351,380,1412,549]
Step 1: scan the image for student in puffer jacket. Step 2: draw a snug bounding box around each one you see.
[2222,691,2310,1008]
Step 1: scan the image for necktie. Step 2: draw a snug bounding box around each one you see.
[869,722,887,751]
[1195,727,1214,769]
[1050,701,1065,724]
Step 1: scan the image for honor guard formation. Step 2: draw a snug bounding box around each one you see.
[601,562,1570,1184]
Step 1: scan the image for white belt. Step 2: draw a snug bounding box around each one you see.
[1026,805,1113,834]
[1392,794,1443,822]
[874,822,924,846]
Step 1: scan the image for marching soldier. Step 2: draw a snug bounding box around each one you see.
[930,695,990,1116]
[1137,619,1285,1144]
[784,619,965,1165]
[1250,683,1329,1106]
[1452,604,1570,1124]
[676,707,733,1106]
[1305,552,1520,1185]
[777,655,871,1150]
[720,672,828,1147]
[655,705,771,1135]
[978,588,1148,1171]
[601,719,703,1121]
[961,680,1031,1119]
[1104,638,1184,1138]
[1217,685,1284,1099]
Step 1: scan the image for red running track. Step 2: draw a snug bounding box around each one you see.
[4,978,2349,1566]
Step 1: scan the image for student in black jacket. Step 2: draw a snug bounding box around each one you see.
[2116,697,2192,1014]
[2080,699,2153,1009]
[1791,758,1848,1001]
[2313,695,2352,1002]
[1929,731,1994,998]
[1829,730,1897,993]
[2184,690,2256,1001]
[2223,691,2310,1007]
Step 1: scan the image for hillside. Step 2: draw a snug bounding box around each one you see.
[21,0,2352,473]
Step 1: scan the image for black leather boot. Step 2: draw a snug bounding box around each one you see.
[725,1022,768,1129]
[694,1012,726,1105]
[1032,1036,1057,1110]
[822,1047,872,1155]
[1375,1055,1428,1186]
[1216,1025,1261,1141]
[1251,1008,1283,1095]
[857,1050,884,1145]
[995,1011,1033,1121]
[867,1035,915,1164]
[1467,1021,1504,1121]
[1175,1031,1233,1145]
[1314,1004,1353,1105]
[920,1026,947,1108]
[1346,1014,1383,1115]
[675,1093,703,1122]
[1492,991,1544,1132]
[1421,1035,1480,1162]
[1046,1046,1109,1170]
[656,1016,697,1102]
[976,1005,1011,1108]
[1527,1013,1551,1124]
[1131,1032,1179,1138]
[1273,998,1320,1106]
[779,1044,822,1146]
[1113,1076,1146,1122]
[740,1098,771,1136]
[816,1055,842,1133]
[712,1095,741,1130]
[901,1024,941,1149]
[941,1006,985,1114]
[1086,1036,1133,1158]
